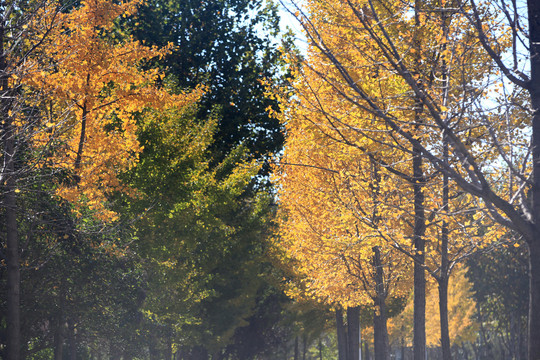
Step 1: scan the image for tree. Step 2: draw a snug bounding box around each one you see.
[131,0,285,172]
[24,0,201,220]
[388,265,479,354]
[0,0,198,357]
[277,0,539,356]
[466,238,529,359]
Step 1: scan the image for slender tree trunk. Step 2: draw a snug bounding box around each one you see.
[373,246,389,360]
[302,333,308,360]
[336,308,348,360]
[347,307,360,360]
[5,175,20,360]
[165,331,173,360]
[412,141,426,360]
[294,336,299,360]
[54,314,64,360]
[438,276,451,360]
[319,337,323,360]
[68,318,77,360]
[528,238,540,360]
[1,14,20,359]
[528,0,540,358]
[412,0,426,355]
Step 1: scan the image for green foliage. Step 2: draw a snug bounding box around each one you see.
[466,240,529,359]
[130,0,285,172]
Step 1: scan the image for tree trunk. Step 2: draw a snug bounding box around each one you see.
[2,20,20,360]
[528,238,540,360]
[164,331,173,360]
[54,314,64,360]
[68,318,77,360]
[294,336,299,360]
[412,141,426,360]
[336,308,348,360]
[373,246,389,360]
[529,0,540,358]
[412,0,426,358]
[302,333,308,360]
[438,276,451,360]
[347,307,360,360]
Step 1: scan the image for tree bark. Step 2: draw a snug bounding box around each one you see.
[528,238,540,360]
[412,140,426,360]
[302,333,308,360]
[294,336,299,360]
[412,0,426,357]
[68,318,77,360]
[347,307,360,360]
[438,276,451,360]
[54,313,64,360]
[1,11,20,360]
[336,308,348,360]
[373,246,389,360]
[529,0,540,357]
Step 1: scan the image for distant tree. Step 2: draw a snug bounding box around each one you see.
[131,0,285,171]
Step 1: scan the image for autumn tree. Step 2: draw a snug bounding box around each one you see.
[275,0,537,357]
[273,69,416,358]
[24,0,201,220]
[0,0,199,357]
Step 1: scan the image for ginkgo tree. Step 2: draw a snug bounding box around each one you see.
[24,0,201,221]
[273,59,418,358]
[273,0,515,359]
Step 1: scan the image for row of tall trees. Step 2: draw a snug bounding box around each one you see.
[0,0,296,358]
[272,0,537,358]
[0,0,534,358]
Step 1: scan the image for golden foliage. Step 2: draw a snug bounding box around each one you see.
[23,0,202,220]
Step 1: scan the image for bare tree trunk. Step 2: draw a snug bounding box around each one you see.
[302,333,308,360]
[347,307,360,360]
[68,318,77,360]
[412,0,426,356]
[373,246,389,360]
[54,313,64,360]
[438,276,451,360]
[412,139,426,360]
[294,336,299,360]
[336,308,348,360]
[524,0,540,358]
[164,331,173,360]
[528,238,540,360]
[1,12,20,359]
